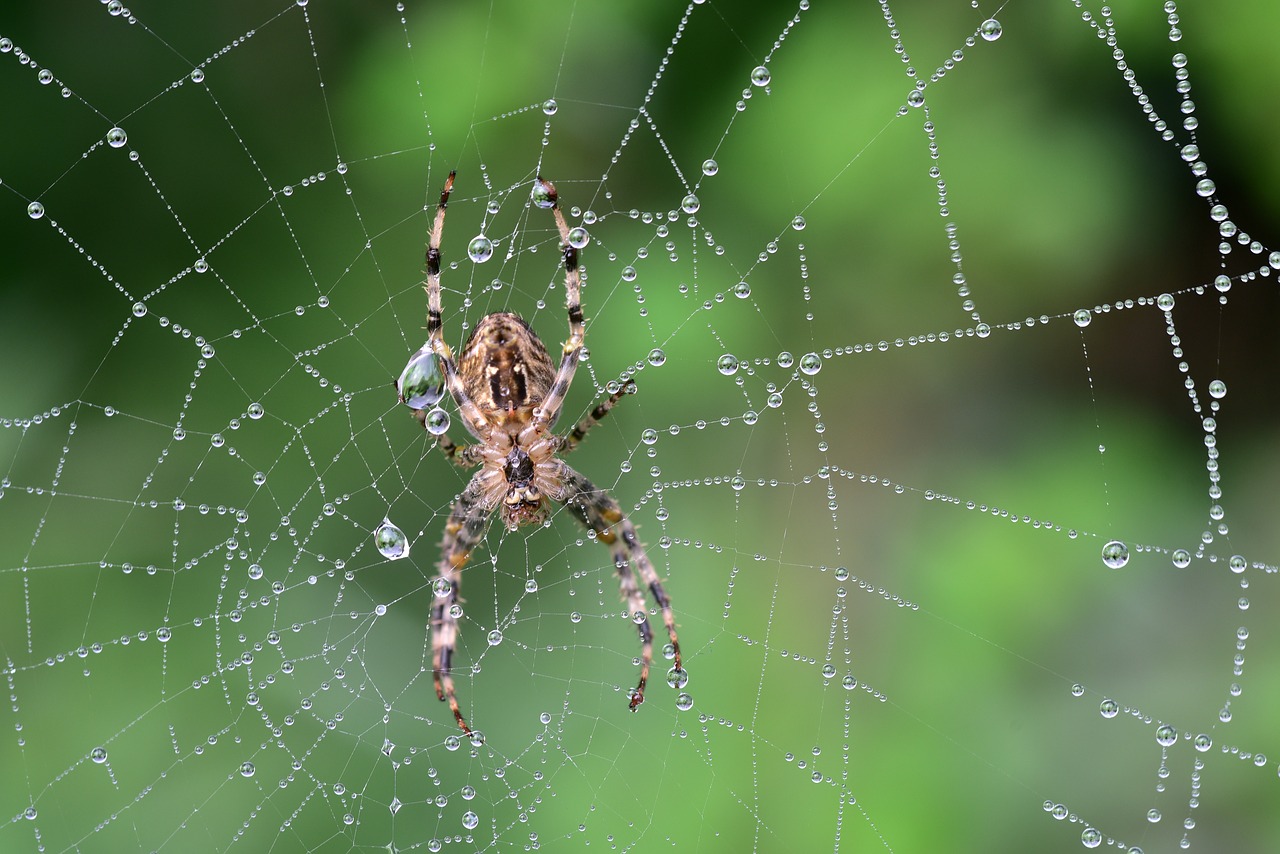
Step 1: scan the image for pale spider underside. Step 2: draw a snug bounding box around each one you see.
[398,172,682,735]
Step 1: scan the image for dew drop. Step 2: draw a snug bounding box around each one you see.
[717,354,739,376]
[106,127,127,148]
[791,215,806,231]
[462,810,479,830]
[666,667,689,689]
[799,352,822,375]
[701,159,719,176]
[980,18,1003,41]
[1171,549,1191,568]
[750,65,771,87]
[1073,308,1092,328]
[1156,725,1177,746]
[374,519,410,560]
[240,761,256,778]
[676,692,694,711]
[1208,380,1226,399]
[425,407,451,435]
[487,629,503,646]
[1101,540,1129,569]
[681,194,700,214]
[647,348,666,367]
[132,302,147,317]
[567,226,589,249]
[397,347,445,409]
[733,281,751,299]
[468,235,494,263]
[91,747,108,763]
[542,98,558,116]
[27,201,45,219]
[247,402,264,420]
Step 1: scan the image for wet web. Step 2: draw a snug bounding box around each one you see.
[2,1,1279,851]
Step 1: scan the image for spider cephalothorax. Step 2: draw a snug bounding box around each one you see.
[400,173,682,735]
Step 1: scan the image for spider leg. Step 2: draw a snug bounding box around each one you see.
[432,472,497,735]
[531,177,584,429]
[558,463,680,711]
[561,383,635,455]
[411,408,483,468]
[422,171,494,442]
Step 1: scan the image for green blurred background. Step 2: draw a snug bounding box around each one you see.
[2,1,1279,851]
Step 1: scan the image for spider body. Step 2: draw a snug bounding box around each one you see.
[401,173,682,735]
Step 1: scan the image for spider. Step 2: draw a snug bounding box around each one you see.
[397,172,682,735]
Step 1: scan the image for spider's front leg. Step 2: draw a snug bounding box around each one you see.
[432,472,497,735]
[559,464,681,711]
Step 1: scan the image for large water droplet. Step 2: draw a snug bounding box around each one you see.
[750,65,771,87]
[980,18,1003,41]
[398,347,445,409]
[374,519,410,560]
[468,235,494,263]
[717,354,739,376]
[425,407,451,435]
[1101,540,1129,569]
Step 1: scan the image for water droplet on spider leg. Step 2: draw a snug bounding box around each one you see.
[397,347,445,409]
[467,235,494,263]
[374,519,410,560]
[1101,540,1129,569]
[424,407,451,435]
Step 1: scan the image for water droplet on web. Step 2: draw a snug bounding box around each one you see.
[389,797,403,815]
[701,159,718,176]
[799,352,822,375]
[1101,540,1129,569]
[1073,309,1092,327]
[462,810,479,830]
[681,194,700,214]
[676,692,693,711]
[717,354,739,375]
[730,475,746,491]
[568,226,589,248]
[239,761,255,777]
[733,281,751,298]
[1099,698,1119,718]
[906,89,925,108]
[190,67,205,83]
[374,519,410,560]
[1193,734,1212,752]
[132,302,147,317]
[1214,275,1231,293]
[542,98,558,115]
[433,577,452,597]
[106,127,127,148]
[1157,292,1175,310]
[1081,827,1101,848]
[27,201,44,219]
[487,629,503,646]
[647,348,666,367]
[750,65,770,87]
[1171,549,1191,568]
[397,347,445,409]
[1208,379,1226,399]
[247,402,264,419]
[791,215,806,230]
[531,178,556,209]
[666,667,689,689]
[91,746,108,763]
[980,18,1003,41]
[468,235,494,263]
[1156,725,1177,746]
[425,407,451,435]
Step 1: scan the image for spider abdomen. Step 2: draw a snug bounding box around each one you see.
[458,312,556,425]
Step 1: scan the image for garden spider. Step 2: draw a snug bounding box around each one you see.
[399,172,682,735]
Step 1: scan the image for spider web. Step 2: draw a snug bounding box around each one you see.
[3,0,1279,851]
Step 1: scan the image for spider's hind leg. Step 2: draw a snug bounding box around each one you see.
[559,464,681,711]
